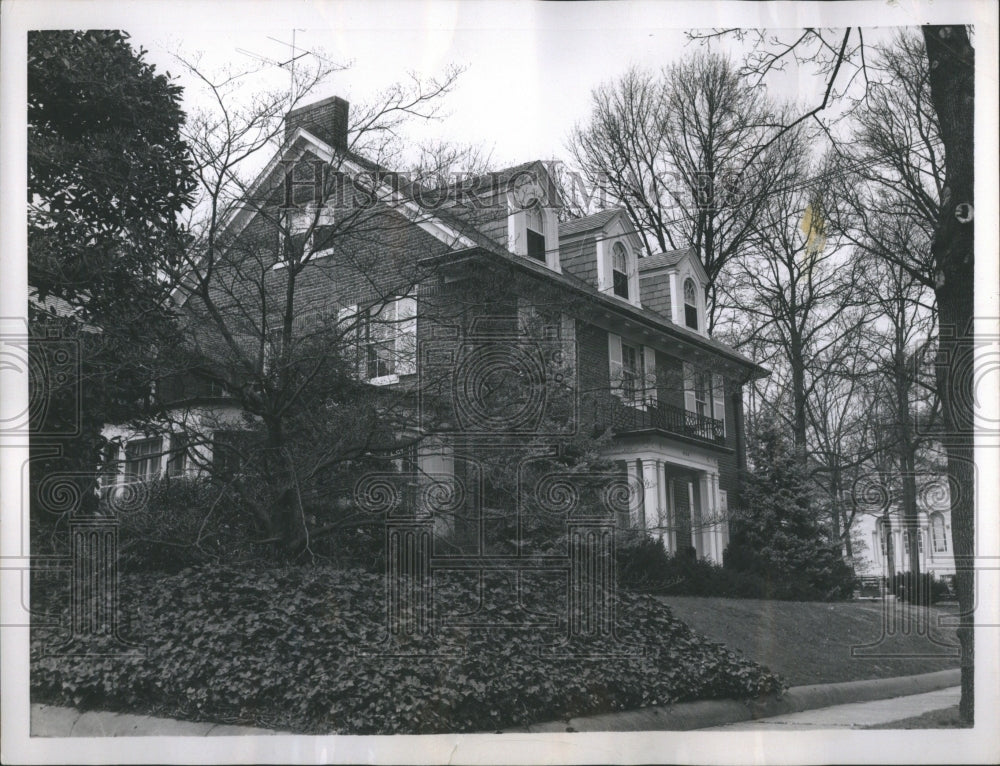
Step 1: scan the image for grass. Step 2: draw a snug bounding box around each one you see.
[656,595,961,686]
[865,705,971,729]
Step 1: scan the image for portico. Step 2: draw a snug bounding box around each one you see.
[608,435,729,564]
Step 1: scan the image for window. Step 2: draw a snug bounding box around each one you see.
[275,206,336,268]
[931,513,948,553]
[694,371,710,418]
[684,278,699,330]
[609,335,655,406]
[612,243,630,299]
[621,342,643,402]
[167,432,189,478]
[682,366,726,437]
[525,206,545,261]
[125,437,162,482]
[341,295,417,383]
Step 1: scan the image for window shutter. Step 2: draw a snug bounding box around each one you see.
[642,346,657,405]
[598,241,612,293]
[395,295,417,375]
[712,373,726,436]
[683,362,697,413]
[608,333,624,398]
[561,315,576,369]
[338,304,360,378]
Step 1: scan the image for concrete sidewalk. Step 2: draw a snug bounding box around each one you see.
[31,669,961,736]
[507,668,960,732]
[701,686,960,730]
[30,704,286,737]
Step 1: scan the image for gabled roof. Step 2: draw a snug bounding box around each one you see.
[639,248,689,271]
[180,113,762,378]
[559,208,622,238]
[639,246,709,285]
[558,209,622,238]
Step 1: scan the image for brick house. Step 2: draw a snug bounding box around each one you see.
[102,96,767,564]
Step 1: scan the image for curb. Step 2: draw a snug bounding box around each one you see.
[30,704,286,737]
[505,668,962,733]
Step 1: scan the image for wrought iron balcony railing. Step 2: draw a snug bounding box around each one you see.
[594,392,726,445]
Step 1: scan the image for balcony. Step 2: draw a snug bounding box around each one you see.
[592,391,726,446]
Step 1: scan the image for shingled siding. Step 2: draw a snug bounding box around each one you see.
[559,235,599,289]
[639,272,672,321]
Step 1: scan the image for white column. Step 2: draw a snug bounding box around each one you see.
[708,472,724,565]
[642,459,659,532]
[688,480,700,558]
[625,459,641,528]
[665,476,676,554]
[655,461,668,544]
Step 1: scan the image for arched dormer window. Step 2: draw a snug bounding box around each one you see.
[525,205,545,261]
[612,243,630,299]
[684,278,699,330]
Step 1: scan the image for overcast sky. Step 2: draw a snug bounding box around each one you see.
[121,1,898,168]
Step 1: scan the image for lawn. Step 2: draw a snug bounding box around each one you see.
[31,565,783,734]
[864,706,971,729]
[657,595,961,686]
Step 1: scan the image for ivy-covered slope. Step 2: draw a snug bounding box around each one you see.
[31,565,783,734]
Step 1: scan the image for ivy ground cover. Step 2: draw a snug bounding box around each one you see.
[31,565,783,734]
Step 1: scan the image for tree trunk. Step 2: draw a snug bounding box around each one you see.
[896,347,922,586]
[922,24,975,724]
[264,416,306,553]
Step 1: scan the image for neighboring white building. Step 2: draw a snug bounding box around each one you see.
[854,503,955,580]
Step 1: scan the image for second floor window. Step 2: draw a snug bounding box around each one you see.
[621,342,643,402]
[612,243,630,299]
[694,372,710,418]
[340,295,417,383]
[684,278,699,330]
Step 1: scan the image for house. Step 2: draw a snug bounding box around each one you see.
[856,504,955,582]
[101,95,768,564]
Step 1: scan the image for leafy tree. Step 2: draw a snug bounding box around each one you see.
[27,30,194,527]
[724,421,855,601]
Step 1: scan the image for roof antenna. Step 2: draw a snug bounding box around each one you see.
[236,29,309,108]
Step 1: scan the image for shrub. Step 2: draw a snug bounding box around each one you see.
[31,564,784,734]
[723,425,856,601]
[614,531,854,601]
[891,572,953,604]
[113,476,278,573]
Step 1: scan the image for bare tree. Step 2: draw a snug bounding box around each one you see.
[691,25,976,719]
[567,53,798,330]
[723,146,866,461]
[151,55,481,554]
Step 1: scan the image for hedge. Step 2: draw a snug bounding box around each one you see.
[31,564,783,734]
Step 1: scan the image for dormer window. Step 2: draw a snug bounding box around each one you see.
[506,167,560,271]
[612,243,630,299]
[525,206,546,261]
[684,278,699,330]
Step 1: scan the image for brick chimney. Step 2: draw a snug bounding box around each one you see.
[284,96,349,150]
